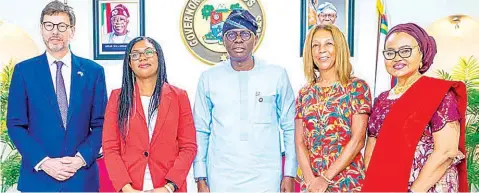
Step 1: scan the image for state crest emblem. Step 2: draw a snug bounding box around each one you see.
[180,0,265,65]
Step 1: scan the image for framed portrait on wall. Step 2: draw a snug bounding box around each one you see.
[93,0,145,60]
[300,0,355,56]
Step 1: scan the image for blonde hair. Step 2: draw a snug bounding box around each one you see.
[302,24,352,85]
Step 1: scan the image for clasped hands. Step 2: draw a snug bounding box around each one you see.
[123,186,170,193]
[123,183,174,193]
[305,176,330,193]
[142,187,170,193]
[40,156,85,181]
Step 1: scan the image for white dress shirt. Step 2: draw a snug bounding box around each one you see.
[141,96,158,191]
[34,51,85,171]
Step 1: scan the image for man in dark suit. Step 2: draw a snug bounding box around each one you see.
[6,1,107,191]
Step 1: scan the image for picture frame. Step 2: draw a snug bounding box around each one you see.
[300,0,355,57]
[93,0,145,60]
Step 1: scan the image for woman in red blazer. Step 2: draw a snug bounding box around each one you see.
[103,37,197,192]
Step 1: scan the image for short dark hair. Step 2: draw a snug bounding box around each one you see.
[40,0,76,26]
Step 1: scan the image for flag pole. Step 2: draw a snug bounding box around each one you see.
[373,6,382,97]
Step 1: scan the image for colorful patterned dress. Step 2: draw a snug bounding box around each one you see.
[368,90,465,193]
[295,78,372,192]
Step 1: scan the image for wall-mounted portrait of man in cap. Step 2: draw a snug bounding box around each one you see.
[300,0,356,57]
[102,4,133,44]
[93,0,145,60]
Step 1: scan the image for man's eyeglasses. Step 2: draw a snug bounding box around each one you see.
[319,13,337,19]
[130,48,157,61]
[383,45,419,60]
[225,30,253,42]
[42,22,72,32]
[111,16,127,23]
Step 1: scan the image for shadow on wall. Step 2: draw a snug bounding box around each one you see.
[0,20,39,69]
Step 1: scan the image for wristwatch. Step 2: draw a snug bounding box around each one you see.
[195,177,207,183]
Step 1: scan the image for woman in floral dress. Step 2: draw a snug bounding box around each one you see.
[362,23,468,193]
[295,24,372,192]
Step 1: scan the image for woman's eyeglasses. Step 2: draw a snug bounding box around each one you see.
[129,48,157,61]
[383,45,419,60]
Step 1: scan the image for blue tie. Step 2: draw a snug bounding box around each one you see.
[55,61,68,128]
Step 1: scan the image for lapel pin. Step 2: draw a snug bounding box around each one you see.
[77,71,83,77]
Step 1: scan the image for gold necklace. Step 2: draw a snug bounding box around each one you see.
[393,74,422,95]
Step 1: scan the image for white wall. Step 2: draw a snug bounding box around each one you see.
[0,0,380,97]
[2,0,477,99]
[1,0,476,191]
[425,15,479,78]
[386,0,479,27]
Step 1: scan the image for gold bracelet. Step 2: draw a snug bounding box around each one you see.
[164,184,174,193]
[320,172,334,185]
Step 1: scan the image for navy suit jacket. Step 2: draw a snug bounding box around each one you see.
[6,52,107,192]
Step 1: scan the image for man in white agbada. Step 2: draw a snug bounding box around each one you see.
[193,9,297,192]
[317,2,338,25]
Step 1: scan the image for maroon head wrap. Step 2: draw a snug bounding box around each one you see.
[386,23,437,74]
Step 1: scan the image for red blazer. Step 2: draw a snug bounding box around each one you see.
[102,83,197,192]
